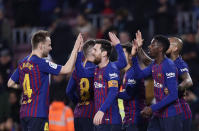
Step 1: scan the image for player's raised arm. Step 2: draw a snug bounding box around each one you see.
[109,32,127,69]
[59,33,83,74]
[135,30,153,66]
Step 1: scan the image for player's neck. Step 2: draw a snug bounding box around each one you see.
[170,52,179,61]
[98,57,109,68]
[155,54,166,64]
[124,63,131,72]
[31,50,42,58]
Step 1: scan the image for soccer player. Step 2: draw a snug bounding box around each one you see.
[66,40,96,131]
[132,34,183,131]
[75,32,125,131]
[167,37,193,131]
[136,31,193,131]
[7,30,82,131]
[118,43,145,131]
[66,35,126,131]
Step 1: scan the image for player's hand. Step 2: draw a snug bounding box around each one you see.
[131,39,138,56]
[135,30,144,48]
[109,32,120,46]
[141,106,152,118]
[73,33,83,52]
[93,110,104,125]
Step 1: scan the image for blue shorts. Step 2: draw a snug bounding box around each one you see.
[74,118,94,131]
[94,124,122,131]
[122,123,138,131]
[21,117,48,131]
[182,118,192,131]
[148,114,183,131]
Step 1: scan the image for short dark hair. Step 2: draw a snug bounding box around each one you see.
[153,35,170,53]
[83,40,95,57]
[95,39,112,58]
[31,30,50,49]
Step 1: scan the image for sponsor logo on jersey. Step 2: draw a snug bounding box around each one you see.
[46,60,57,69]
[180,68,188,72]
[127,79,136,84]
[94,82,105,88]
[109,73,118,79]
[166,72,175,78]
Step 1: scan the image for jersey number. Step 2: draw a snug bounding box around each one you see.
[79,78,90,105]
[22,74,32,104]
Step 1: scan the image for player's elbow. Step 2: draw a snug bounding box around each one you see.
[7,79,14,87]
[187,79,193,88]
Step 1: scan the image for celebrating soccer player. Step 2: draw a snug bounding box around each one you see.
[7,30,82,131]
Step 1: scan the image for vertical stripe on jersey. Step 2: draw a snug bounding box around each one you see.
[35,65,41,116]
[33,65,39,117]
[29,69,35,116]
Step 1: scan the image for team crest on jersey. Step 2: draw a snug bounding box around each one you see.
[108,80,118,88]
[158,73,162,78]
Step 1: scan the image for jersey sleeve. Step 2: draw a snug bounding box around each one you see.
[75,52,95,78]
[10,68,19,83]
[113,44,127,70]
[66,71,79,104]
[176,58,189,76]
[99,65,120,112]
[151,60,178,111]
[39,59,62,75]
[125,68,138,97]
[132,57,152,79]
[118,90,132,100]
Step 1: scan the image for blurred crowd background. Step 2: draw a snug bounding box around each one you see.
[0,0,199,130]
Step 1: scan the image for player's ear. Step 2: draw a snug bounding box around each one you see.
[38,42,42,50]
[173,47,178,52]
[102,51,107,57]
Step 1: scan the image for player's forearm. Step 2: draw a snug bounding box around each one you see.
[137,48,152,66]
[178,77,193,91]
[151,80,178,111]
[132,57,148,79]
[99,88,118,112]
[151,91,178,112]
[7,78,19,88]
[61,50,78,74]
[118,91,131,100]
[114,44,127,70]
[75,52,94,77]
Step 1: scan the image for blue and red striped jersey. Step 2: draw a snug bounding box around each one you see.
[94,63,121,124]
[118,66,145,125]
[133,57,182,118]
[174,57,192,119]
[11,55,61,118]
[66,61,95,118]
[75,56,123,124]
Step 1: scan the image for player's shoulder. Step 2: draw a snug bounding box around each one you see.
[163,57,175,67]
[18,55,30,64]
[104,63,120,80]
[107,62,118,71]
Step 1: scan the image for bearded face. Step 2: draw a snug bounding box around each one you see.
[92,44,102,65]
